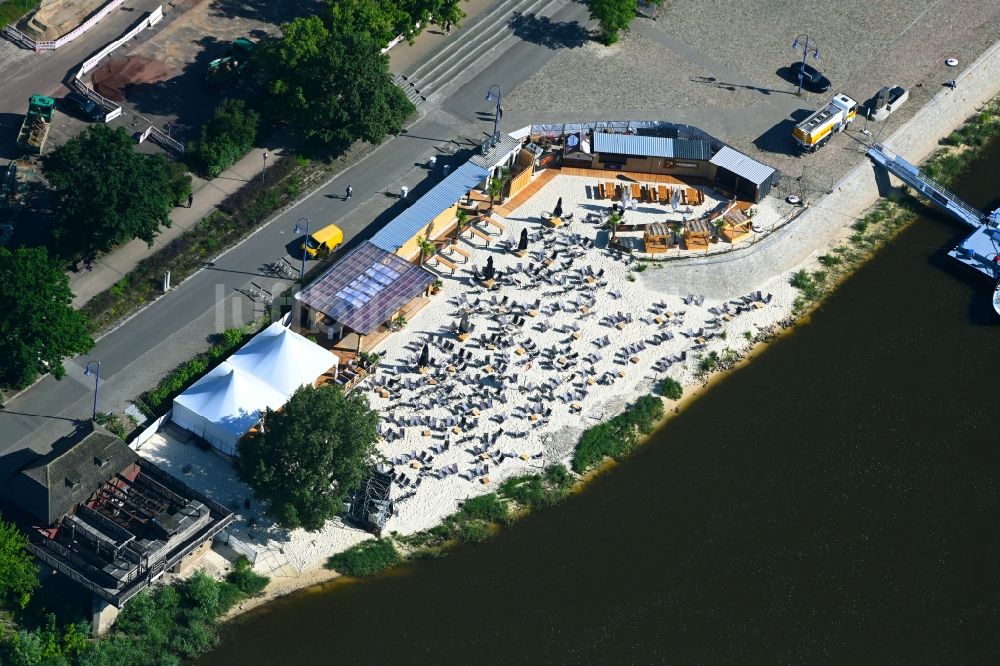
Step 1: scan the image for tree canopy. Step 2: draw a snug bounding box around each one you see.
[257,14,415,152]
[0,513,39,610]
[587,0,648,44]
[188,99,260,178]
[238,384,380,531]
[44,125,174,261]
[0,247,93,388]
[327,0,466,45]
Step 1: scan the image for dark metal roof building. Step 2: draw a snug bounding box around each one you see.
[592,132,713,161]
[10,426,138,526]
[2,423,234,607]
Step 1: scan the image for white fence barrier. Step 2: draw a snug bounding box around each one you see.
[64,6,182,153]
[2,0,125,51]
[129,409,172,450]
[137,124,184,153]
[216,532,259,565]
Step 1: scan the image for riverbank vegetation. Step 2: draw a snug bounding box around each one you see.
[326,464,575,575]
[790,96,1000,313]
[0,523,269,666]
[327,539,403,577]
[572,395,665,472]
[659,376,683,401]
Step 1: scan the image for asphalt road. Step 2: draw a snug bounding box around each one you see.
[0,0,592,476]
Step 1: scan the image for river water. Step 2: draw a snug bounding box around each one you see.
[200,141,1000,665]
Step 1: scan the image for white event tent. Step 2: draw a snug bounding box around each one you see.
[227,322,339,395]
[171,323,339,455]
[171,362,287,455]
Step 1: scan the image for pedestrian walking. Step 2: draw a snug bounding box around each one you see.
[947,79,957,89]
[346,185,353,199]
[400,185,409,199]
[445,21,451,35]
[187,193,193,208]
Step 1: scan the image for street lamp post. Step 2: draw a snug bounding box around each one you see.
[262,150,268,185]
[84,360,101,421]
[791,34,820,97]
[294,217,311,281]
[485,84,502,137]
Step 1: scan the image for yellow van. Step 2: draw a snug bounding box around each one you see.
[302,223,344,258]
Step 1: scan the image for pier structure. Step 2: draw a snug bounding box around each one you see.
[866,143,999,280]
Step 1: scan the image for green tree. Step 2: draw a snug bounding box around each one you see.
[327,0,467,45]
[238,384,380,530]
[188,98,260,178]
[588,0,637,45]
[44,124,173,261]
[409,0,466,38]
[327,0,408,46]
[0,247,93,388]
[164,159,193,207]
[0,514,39,610]
[257,15,414,152]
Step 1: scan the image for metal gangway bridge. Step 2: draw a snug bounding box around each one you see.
[866,143,999,281]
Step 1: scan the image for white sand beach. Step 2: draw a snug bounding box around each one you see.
[138,173,797,582]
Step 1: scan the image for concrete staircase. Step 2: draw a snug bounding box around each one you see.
[395,0,567,108]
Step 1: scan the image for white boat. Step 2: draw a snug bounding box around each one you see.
[994,280,1000,317]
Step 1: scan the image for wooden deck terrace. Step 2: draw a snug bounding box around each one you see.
[493,169,558,216]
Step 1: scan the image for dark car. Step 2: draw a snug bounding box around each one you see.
[61,92,104,122]
[790,61,831,93]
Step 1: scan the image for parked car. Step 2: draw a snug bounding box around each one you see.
[61,92,104,122]
[302,223,344,258]
[790,61,831,93]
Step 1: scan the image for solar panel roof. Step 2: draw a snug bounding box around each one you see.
[297,241,435,335]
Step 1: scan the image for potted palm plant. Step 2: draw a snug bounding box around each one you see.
[668,222,682,248]
[416,236,436,266]
[712,220,725,243]
[486,166,511,208]
[454,209,470,242]
[606,211,623,245]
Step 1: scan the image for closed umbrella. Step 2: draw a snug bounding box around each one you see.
[517,228,529,251]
